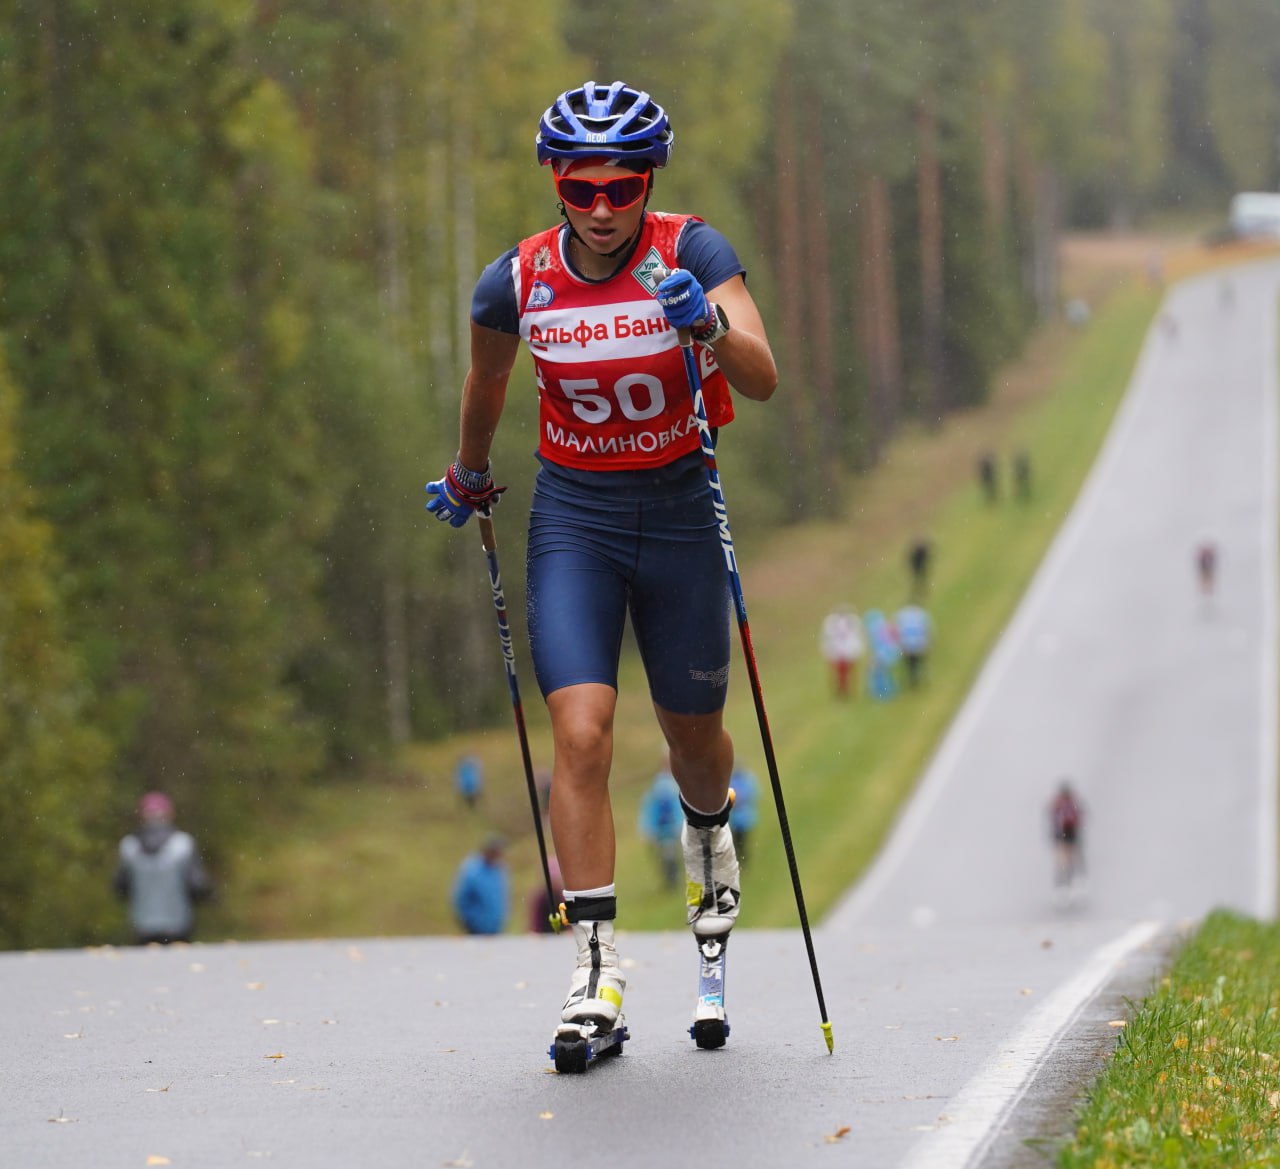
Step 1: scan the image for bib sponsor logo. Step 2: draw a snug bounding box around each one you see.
[527,281,555,309]
[533,245,552,272]
[632,247,668,296]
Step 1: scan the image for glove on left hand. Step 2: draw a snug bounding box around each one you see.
[656,268,709,332]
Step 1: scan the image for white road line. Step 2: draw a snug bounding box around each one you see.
[898,920,1162,1169]
[1257,280,1279,919]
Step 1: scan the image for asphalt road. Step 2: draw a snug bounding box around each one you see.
[3,259,1276,1169]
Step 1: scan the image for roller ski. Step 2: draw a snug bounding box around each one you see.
[681,795,741,1050]
[690,935,730,1049]
[550,1018,630,1073]
[550,898,628,1074]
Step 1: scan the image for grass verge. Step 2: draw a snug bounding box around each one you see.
[1060,911,1280,1169]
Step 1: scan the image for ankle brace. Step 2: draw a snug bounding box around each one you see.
[562,894,617,924]
[680,793,732,830]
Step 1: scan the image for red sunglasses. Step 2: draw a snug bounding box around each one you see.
[554,169,651,212]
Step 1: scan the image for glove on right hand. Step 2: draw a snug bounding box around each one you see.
[425,460,506,528]
[656,268,709,332]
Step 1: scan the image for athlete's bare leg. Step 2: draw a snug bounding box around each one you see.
[546,682,618,891]
[654,706,734,814]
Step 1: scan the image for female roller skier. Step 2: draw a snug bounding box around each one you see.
[425,80,778,1053]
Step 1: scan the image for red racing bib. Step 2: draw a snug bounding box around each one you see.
[515,213,734,471]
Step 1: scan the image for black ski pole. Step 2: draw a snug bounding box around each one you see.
[658,275,834,1053]
[476,508,562,933]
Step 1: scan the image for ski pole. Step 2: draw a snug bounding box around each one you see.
[476,507,562,933]
[659,274,834,1053]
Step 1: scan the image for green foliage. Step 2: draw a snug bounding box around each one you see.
[0,349,116,948]
[1061,912,1280,1168]
[1204,0,1280,193]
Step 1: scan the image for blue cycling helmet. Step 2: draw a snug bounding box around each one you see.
[536,81,674,169]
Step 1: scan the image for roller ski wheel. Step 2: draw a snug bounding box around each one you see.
[549,1019,629,1073]
[689,936,730,1050]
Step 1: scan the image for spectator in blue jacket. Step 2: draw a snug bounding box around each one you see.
[728,766,761,865]
[638,758,683,888]
[455,754,483,809]
[451,835,510,935]
[894,603,933,689]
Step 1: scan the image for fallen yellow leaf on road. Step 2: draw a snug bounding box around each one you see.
[146,1157,172,1166]
[265,1052,285,1060]
[823,1126,852,1143]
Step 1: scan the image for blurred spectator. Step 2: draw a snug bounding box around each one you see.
[907,538,932,599]
[113,792,213,945]
[864,609,901,701]
[455,754,483,809]
[1013,450,1032,501]
[451,834,509,935]
[638,761,683,888]
[977,453,999,503]
[894,603,933,689]
[728,766,761,865]
[819,604,865,698]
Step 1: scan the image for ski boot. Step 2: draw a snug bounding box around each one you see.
[681,796,741,1049]
[549,895,629,1073]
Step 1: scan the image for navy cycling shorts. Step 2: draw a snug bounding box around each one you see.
[526,455,732,715]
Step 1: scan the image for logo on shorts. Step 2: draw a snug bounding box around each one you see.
[632,247,669,296]
[528,281,555,309]
[689,664,730,688]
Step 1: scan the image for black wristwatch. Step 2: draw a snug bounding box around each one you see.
[691,302,730,346]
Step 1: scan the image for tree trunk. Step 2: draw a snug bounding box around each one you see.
[858,173,902,462]
[376,77,412,746]
[916,95,947,423]
[773,63,815,486]
[801,122,841,490]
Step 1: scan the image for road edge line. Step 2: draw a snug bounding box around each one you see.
[897,919,1163,1169]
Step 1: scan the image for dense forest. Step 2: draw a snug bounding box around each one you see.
[3,0,1279,947]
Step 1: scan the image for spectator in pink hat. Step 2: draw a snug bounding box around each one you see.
[113,792,213,944]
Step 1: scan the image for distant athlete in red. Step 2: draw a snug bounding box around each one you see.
[1049,780,1084,890]
[425,82,778,1048]
[1196,541,1218,598]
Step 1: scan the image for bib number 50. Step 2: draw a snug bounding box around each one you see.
[561,374,666,423]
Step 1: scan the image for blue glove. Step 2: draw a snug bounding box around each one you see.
[425,460,506,528]
[656,268,709,331]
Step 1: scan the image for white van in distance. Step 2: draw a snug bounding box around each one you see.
[1229,191,1280,239]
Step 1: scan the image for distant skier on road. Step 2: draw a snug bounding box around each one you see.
[1048,781,1085,891]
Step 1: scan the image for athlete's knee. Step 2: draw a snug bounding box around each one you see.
[549,687,615,765]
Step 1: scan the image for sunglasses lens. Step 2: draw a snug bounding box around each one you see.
[558,174,647,211]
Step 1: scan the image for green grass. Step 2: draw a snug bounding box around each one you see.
[1061,912,1280,1169]
[209,272,1163,942]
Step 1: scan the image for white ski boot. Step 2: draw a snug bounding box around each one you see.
[551,909,629,1073]
[681,797,740,1049]
[560,918,626,1028]
[682,815,741,939]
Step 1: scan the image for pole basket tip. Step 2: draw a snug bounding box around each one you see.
[821,1021,834,1053]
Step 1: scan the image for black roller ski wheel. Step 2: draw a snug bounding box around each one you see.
[553,1033,589,1074]
[692,1017,727,1050]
